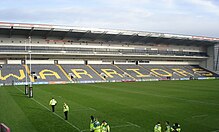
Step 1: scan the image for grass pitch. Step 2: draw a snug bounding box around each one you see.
[0,80,219,132]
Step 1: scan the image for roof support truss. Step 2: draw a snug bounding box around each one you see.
[44,28,54,39]
[27,27,34,38]
[9,26,13,38]
[61,29,73,40]
[77,30,91,41]
[91,31,107,41]
[106,32,123,42]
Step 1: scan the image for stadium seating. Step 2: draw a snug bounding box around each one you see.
[89,64,133,81]
[60,64,103,82]
[140,65,218,79]
[115,64,157,80]
[29,64,69,82]
[184,65,219,77]
[140,65,181,79]
[0,64,27,84]
[164,65,194,78]
[0,64,218,85]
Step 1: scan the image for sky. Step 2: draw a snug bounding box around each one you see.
[0,0,219,37]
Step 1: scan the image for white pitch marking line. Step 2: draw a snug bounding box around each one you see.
[14,86,140,131]
[58,95,96,112]
[126,121,141,128]
[112,124,136,128]
[32,98,81,131]
[88,107,97,111]
[14,86,81,132]
[14,85,24,93]
[89,84,219,106]
[192,114,208,118]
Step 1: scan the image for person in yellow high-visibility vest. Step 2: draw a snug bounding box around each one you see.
[90,116,95,132]
[49,98,57,112]
[63,103,69,120]
[165,121,171,132]
[101,120,110,132]
[93,118,101,132]
[171,123,181,132]
[154,122,162,132]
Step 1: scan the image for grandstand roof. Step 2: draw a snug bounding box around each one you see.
[0,22,219,46]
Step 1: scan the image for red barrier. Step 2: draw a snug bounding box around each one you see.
[0,123,10,132]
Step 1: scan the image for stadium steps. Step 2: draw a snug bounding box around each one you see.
[1,64,218,85]
[191,65,219,77]
[60,64,103,81]
[89,64,126,81]
[164,65,193,78]
[56,64,72,81]
[115,64,155,79]
[112,64,135,80]
[201,67,219,77]
[87,65,106,81]
[138,65,162,79]
[162,65,183,78]
[114,64,136,80]
[0,64,29,84]
[29,64,69,82]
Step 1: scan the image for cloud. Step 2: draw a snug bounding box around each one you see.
[0,4,152,26]
[162,0,175,7]
[96,0,150,6]
[186,0,219,15]
[0,0,219,37]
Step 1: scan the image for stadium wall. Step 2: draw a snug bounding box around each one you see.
[4,59,201,65]
[147,61,199,65]
[7,60,21,64]
[7,60,55,64]
[88,60,112,64]
[199,46,214,71]
[5,59,85,65]
[26,60,55,64]
[0,60,6,64]
[215,44,219,72]
[58,60,84,64]
[114,60,135,64]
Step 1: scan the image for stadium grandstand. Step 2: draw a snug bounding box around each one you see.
[0,21,219,85]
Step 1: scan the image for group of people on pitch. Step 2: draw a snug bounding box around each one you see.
[154,121,181,132]
[90,115,110,132]
[49,98,69,120]
[49,98,110,132]
[49,97,180,132]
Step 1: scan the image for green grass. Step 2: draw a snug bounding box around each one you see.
[1,80,219,132]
